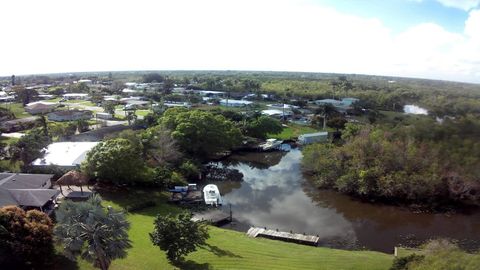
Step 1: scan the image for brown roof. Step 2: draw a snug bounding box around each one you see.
[56,170,90,186]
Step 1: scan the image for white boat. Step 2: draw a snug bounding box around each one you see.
[203,184,223,206]
[259,138,283,151]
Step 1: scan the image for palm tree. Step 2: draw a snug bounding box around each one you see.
[55,195,131,270]
[316,104,338,130]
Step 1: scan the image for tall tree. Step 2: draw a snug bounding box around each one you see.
[55,195,131,270]
[150,212,209,262]
[161,109,242,158]
[81,138,146,184]
[13,85,38,106]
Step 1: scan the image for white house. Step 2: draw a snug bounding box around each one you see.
[32,142,99,169]
[96,112,113,120]
[220,99,253,107]
[25,102,57,114]
[298,132,329,145]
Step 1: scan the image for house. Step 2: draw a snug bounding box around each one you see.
[298,132,329,145]
[24,102,57,114]
[220,99,253,107]
[96,112,113,120]
[261,109,293,119]
[47,110,92,122]
[266,104,299,110]
[32,141,99,169]
[314,97,359,113]
[0,173,59,212]
[63,93,89,100]
[0,117,38,132]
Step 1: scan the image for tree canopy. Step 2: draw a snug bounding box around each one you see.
[81,138,146,184]
[0,206,54,267]
[55,195,131,270]
[244,115,283,139]
[150,212,209,262]
[160,109,242,158]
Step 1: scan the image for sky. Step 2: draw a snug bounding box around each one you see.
[1,0,480,83]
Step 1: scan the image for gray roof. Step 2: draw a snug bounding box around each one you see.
[6,189,60,207]
[0,173,53,189]
[0,173,56,208]
[300,132,328,138]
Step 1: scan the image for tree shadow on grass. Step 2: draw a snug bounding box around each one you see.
[173,260,211,270]
[38,254,79,270]
[201,243,243,258]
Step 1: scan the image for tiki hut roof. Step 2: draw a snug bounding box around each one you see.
[56,170,90,186]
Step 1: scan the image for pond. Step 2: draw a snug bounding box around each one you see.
[209,149,480,253]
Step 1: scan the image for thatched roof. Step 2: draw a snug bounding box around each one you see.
[56,171,90,186]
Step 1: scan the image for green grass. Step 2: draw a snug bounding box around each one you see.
[1,103,32,118]
[135,110,152,117]
[63,99,95,106]
[63,188,392,270]
[270,123,321,140]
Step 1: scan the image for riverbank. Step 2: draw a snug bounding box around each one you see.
[55,188,392,270]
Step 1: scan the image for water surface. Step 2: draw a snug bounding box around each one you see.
[212,149,480,253]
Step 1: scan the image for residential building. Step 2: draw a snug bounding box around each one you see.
[0,173,59,212]
[220,99,253,107]
[47,110,92,122]
[24,102,57,114]
[63,93,89,100]
[32,141,99,169]
[298,132,329,144]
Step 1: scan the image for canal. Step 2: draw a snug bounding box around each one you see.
[210,149,480,253]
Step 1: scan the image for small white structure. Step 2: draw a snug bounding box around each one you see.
[261,109,293,118]
[266,104,299,110]
[96,112,113,120]
[203,184,223,206]
[220,99,252,107]
[298,132,329,145]
[32,142,99,169]
[77,79,93,85]
[63,93,89,100]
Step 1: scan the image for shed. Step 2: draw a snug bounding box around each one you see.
[298,132,329,145]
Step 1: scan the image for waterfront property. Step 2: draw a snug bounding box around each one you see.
[298,131,329,144]
[0,173,59,213]
[31,141,99,169]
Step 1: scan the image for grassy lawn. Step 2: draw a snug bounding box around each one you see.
[270,123,321,140]
[61,188,392,270]
[135,110,152,117]
[1,103,32,118]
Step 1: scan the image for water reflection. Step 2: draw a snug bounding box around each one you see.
[212,149,480,253]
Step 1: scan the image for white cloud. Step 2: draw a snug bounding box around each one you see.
[0,0,479,83]
[435,0,480,11]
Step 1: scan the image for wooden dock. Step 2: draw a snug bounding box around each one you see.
[191,209,231,225]
[246,227,319,246]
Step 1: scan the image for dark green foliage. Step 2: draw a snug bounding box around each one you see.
[326,116,347,131]
[161,109,242,158]
[0,206,54,267]
[143,73,164,83]
[81,138,147,184]
[55,195,131,270]
[303,117,480,206]
[390,254,425,270]
[151,167,187,188]
[244,116,283,139]
[103,101,116,115]
[150,212,209,262]
[9,128,50,166]
[13,85,38,106]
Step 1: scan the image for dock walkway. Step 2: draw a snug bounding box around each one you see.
[191,209,231,225]
[246,227,319,246]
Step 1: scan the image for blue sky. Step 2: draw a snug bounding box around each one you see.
[0,0,479,83]
[319,0,469,33]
